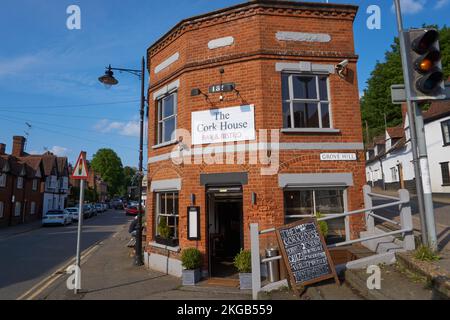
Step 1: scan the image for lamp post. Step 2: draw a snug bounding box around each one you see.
[98,57,146,266]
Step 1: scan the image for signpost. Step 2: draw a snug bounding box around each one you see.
[276,218,339,295]
[71,151,89,294]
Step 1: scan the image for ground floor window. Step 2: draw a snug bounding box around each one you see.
[284,188,346,239]
[155,191,179,244]
[0,202,4,218]
[30,202,36,215]
[14,202,21,217]
[441,162,450,186]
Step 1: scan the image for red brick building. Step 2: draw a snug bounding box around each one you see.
[0,136,69,228]
[145,0,365,278]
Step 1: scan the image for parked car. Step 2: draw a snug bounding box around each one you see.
[95,203,104,213]
[65,207,79,221]
[83,204,92,219]
[42,209,73,226]
[88,204,97,217]
[111,199,123,210]
[125,206,143,216]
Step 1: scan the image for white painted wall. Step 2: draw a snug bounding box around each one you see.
[425,115,450,194]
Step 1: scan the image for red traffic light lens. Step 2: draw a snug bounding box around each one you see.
[412,29,439,55]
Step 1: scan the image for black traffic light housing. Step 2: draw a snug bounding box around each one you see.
[405,28,445,100]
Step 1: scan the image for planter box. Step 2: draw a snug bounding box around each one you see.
[239,273,252,290]
[155,236,179,247]
[182,269,201,286]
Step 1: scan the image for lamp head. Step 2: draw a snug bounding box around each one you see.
[99,65,119,88]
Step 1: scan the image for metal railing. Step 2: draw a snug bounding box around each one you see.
[250,185,415,300]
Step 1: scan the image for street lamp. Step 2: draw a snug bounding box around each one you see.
[98,57,146,266]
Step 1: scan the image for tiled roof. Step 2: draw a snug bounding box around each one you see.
[423,100,450,123]
[386,126,404,139]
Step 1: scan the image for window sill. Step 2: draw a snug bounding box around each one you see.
[152,140,178,150]
[149,241,180,253]
[281,128,341,134]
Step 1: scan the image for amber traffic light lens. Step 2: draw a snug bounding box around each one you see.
[415,50,441,74]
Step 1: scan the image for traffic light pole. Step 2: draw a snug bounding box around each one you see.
[413,103,438,249]
[394,0,431,246]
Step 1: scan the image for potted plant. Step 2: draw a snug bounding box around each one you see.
[181,248,202,285]
[315,212,329,238]
[155,219,179,247]
[234,249,252,290]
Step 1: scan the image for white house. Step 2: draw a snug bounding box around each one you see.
[40,153,69,214]
[366,100,450,196]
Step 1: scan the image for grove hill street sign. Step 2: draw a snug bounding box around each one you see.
[320,153,357,161]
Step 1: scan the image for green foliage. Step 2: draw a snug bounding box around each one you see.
[361,25,450,143]
[181,248,202,270]
[90,149,124,196]
[157,219,171,239]
[315,212,329,238]
[234,249,252,273]
[414,245,441,262]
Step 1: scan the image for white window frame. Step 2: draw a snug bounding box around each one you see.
[157,92,178,145]
[17,177,24,189]
[0,173,6,187]
[30,202,36,215]
[0,202,4,218]
[442,119,450,146]
[15,202,21,217]
[282,73,332,129]
[32,179,38,191]
[391,167,398,182]
[155,191,179,239]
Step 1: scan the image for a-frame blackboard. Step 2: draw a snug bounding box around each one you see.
[276,218,340,295]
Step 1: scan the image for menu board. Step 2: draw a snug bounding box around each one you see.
[276,218,339,292]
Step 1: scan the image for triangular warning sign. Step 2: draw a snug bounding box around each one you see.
[71,151,89,180]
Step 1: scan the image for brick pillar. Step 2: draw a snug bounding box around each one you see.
[0,143,5,155]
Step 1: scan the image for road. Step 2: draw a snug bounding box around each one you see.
[0,209,132,300]
[372,197,450,250]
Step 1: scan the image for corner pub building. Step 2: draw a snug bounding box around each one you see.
[145,0,366,279]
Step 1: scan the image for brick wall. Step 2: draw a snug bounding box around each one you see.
[145,1,364,274]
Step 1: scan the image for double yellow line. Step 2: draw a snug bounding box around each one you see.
[16,242,102,300]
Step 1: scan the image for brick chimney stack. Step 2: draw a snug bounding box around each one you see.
[0,143,5,155]
[12,136,26,157]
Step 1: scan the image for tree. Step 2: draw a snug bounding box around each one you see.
[120,166,138,197]
[361,25,450,143]
[90,149,124,196]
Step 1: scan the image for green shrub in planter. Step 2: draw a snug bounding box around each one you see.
[315,212,329,238]
[181,248,202,270]
[234,249,252,273]
[157,219,171,239]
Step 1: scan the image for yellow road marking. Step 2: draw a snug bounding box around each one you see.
[17,242,101,300]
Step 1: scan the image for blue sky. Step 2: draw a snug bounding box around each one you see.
[0,0,448,167]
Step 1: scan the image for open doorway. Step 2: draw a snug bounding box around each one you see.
[207,187,243,279]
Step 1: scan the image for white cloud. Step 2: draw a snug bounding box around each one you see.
[435,0,449,8]
[94,119,140,137]
[0,55,39,76]
[391,0,426,14]
[49,146,70,157]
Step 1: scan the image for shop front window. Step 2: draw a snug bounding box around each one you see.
[155,191,179,246]
[284,189,345,240]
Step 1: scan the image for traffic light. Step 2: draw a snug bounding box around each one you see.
[405,28,445,100]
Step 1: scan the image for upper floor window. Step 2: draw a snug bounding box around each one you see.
[157,92,177,145]
[17,177,23,189]
[282,74,331,129]
[32,179,38,191]
[442,119,450,146]
[0,173,6,187]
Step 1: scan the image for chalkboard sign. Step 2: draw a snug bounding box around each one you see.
[276,218,339,293]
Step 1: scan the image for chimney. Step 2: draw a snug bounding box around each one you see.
[0,143,5,155]
[12,136,26,157]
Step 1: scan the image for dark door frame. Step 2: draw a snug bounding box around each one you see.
[206,185,243,278]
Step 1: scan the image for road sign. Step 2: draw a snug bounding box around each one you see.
[71,151,88,180]
[391,82,450,104]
